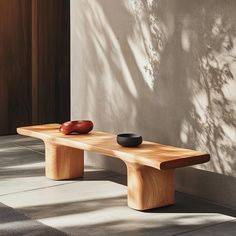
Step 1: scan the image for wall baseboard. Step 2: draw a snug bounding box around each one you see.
[176,167,236,210]
[85,154,236,210]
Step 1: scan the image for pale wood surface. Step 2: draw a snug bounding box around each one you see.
[45,142,84,180]
[17,124,210,171]
[126,163,174,210]
[17,123,210,210]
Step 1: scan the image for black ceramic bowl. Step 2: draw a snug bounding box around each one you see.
[117,133,142,147]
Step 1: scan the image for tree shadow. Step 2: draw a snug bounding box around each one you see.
[0,136,235,235]
[163,0,236,176]
[72,0,236,176]
[15,192,236,236]
[0,202,68,236]
[60,217,236,236]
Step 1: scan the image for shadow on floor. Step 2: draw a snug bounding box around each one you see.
[60,218,236,236]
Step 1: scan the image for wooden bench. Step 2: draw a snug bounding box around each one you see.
[17,124,210,210]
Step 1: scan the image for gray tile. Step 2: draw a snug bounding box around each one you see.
[0,139,18,149]
[0,139,115,195]
[0,135,38,145]
[0,178,127,217]
[0,136,43,155]
[106,173,127,185]
[148,192,236,218]
[0,135,236,236]
[0,135,44,153]
[14,138,45,154]
[0,155,117,196]
[83,166,119,181]
[179,219,236,236]
[16,143,45,154]
[0,180,234,236]
[0,149,71,196]
[0,202,68,236]
[0,146,44,168]
[13,137,43,146]
[0,136,18,148]
[0,134,22,142]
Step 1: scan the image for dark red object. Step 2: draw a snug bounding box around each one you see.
[59,120,93,135]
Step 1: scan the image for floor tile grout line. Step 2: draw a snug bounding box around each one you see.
[0,138,42,147]
[10,142,124,181]
[13,142,45,155]
[175,190,236,211]
[0,173,124,197]
[0,182,79,197]
[2,138,235,211]
[173,219,236,236]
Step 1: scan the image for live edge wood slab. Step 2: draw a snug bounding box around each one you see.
[17,124,210,210]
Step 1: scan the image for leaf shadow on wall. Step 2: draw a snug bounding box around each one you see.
[75,0,236,176]
[158,0,236,176]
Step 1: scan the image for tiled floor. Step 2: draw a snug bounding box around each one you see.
[0,135,235,236]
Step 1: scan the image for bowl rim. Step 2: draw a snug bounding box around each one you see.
[117,133,142,139]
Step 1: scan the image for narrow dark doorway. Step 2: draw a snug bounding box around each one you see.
[0,0,70,135]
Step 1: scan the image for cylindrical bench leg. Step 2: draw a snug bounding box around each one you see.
[125,163,175,210]
[44,142,84,180]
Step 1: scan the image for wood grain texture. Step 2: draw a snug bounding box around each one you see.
[36,0,70,124]
[0,0,70,134]
[32,0,39,124]
[0,0,32,135]
[17,123,210,210]
[45,142,84,180]
[126,163,174,210]
[17,124,210,170]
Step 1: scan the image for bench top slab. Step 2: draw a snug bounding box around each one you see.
[17,124,210,170]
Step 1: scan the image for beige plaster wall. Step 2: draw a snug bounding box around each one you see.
[71,0,236,206]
